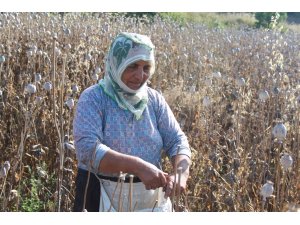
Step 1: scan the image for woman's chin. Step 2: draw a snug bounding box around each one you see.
[128,83,141,90]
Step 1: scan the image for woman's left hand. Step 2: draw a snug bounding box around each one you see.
[163,154,191,198]
[164,173,188,198]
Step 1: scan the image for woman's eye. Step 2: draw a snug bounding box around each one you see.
[144,66,151,73]
[127,64,137,69]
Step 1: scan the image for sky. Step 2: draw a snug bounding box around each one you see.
[1,0,299,12]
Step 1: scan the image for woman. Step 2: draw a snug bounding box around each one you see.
[73,32,191,212]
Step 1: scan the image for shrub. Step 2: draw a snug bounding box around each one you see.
[255,12,287,29]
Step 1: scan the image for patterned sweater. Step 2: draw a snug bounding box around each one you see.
[73,84,191,175]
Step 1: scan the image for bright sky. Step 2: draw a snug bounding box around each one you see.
[1,0,299,12]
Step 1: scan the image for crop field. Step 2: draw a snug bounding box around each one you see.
[0,12,299,212]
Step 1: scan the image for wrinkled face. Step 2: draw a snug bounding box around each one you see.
[121,60,152,90]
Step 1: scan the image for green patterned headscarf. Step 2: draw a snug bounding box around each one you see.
[99,32,155,120]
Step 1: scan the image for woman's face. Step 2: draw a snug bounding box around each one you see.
[121,60,151,90]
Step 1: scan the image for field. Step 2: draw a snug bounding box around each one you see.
[0,12,299,212]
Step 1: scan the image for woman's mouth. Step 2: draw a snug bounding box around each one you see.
[128,82,141,90]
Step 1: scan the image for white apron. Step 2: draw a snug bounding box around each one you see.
[98,178,172,212]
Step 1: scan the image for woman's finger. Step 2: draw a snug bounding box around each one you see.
[164,180,173,198]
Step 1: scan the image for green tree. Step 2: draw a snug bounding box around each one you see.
[255,12,287,29]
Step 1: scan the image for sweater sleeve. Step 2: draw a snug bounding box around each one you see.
[153,91,191,159]
[73,87,110,173]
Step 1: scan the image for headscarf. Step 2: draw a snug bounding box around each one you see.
[99,32,155,120]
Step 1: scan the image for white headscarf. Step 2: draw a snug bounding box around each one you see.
[99,32,155,120]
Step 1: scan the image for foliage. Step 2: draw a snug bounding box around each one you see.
[124,12,157,19]
[20,175,44,212]
[255,12,287,29]
[19,163,56,212]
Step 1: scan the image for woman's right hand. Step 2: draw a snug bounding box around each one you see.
[135,160,168,190]
[99,149,167,190]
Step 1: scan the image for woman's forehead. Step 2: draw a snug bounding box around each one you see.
[129,60,152,66]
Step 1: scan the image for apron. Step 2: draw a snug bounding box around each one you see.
[98,178,172,212]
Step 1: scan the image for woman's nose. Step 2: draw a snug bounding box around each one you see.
[134,67,144,80]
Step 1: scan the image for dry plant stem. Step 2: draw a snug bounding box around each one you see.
[262,199,266,211]
[128,175,133,212]
[265,100,272,168]
[0,176,8,211]
[171,146,180,212]
[0,176,8,197]
[152,200,158,212]
[108,177,121,212]
[58,56,67,211]
[133,201,138,212]
[82,142,98,211]
[175,167,183,212]
[0,64,3,82]
[261,102,267,184]
[236,94,240,152]
[295,110,300,201]
[183,193,189,211]
[280,171,287,210]
[118,172,124,212]
[51,39,63,212]
[15,106,30,211]
[276,146,281,211]
[82,169,91,212]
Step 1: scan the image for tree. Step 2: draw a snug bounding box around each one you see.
[255,12,287,29]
